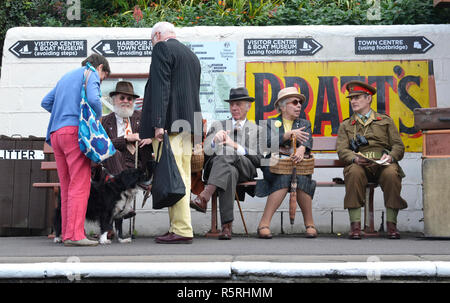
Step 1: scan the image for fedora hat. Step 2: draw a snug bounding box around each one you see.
[224,87,255,102]
[273,87,306,108]
[109,81,140,98]
[345,80,376,98]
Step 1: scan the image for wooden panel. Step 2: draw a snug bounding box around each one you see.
[312,136,338,151]
[314,159,345,168]
[0,140,15,227]
[41,162,58,170]
[29,139,49,229]
[12,140,32,228]
[423,130,450,157]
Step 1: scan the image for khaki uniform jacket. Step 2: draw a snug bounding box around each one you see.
[336,111,405,166]
[336,111,407,209]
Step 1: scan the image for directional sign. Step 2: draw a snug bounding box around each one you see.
[92,40,152,57]
[244,38,322,56]
[9,40,87,58]
[355,36,434,55]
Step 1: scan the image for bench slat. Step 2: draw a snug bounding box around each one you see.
[41,162,57,170]
[32,182,60,188]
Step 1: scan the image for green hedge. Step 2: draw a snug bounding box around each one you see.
[1,0,449,68]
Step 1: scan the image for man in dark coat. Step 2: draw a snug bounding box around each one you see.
[140,22,202,244]
[336,80,407,240]
[190,87,262,240]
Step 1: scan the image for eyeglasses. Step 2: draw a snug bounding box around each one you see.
[288,99,301,106]
[119,95,134,102]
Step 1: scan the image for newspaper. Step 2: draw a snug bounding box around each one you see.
[354,152,390,166]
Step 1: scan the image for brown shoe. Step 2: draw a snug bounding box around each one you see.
[348,222,362,240]
[305,225,318,238]
[155,232,193,244]
[218,222,232,240]
[386,222,401,239]
[190,195,207,213]
[257,226,273,239]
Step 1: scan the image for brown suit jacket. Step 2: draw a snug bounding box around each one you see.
[100,110,153,175]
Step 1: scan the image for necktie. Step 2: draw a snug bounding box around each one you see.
[124,118,133,136]
[124,118,136,155]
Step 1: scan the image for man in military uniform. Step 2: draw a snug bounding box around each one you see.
[336,80,407,240]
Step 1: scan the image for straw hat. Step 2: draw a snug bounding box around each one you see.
[273,87,306,108]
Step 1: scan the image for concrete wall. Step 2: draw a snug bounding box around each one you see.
[2,25,450,235]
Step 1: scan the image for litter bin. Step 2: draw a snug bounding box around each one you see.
[414,108,450,238]
[0,135,50,236]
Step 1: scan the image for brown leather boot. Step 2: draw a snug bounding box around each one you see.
[348,222,362,240]
[218,222,232,240]
[386,222,400,239]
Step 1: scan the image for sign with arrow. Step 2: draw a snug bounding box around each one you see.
[355,36,434,55]
[9,40,87,58]
[244,38,322,56]
[92,40,152,57]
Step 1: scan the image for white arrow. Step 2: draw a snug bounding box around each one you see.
[421,37,434,53]
[92,41,104,55]
[9,42,21,57]
[310,39,322,55]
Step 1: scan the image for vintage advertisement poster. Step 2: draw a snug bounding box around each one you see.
[245,60,433,152]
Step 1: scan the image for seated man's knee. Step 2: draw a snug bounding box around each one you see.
[345,163,366,178]
[379,165,401,182]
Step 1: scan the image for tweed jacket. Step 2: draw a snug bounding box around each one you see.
[140,38,202,139]
[101,111,152,174]
[203,119,263,173]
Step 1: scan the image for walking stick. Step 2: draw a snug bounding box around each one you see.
[289,135,297,227]
[129,141,138,238]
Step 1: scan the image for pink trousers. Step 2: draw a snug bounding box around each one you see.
[50,126,91,241]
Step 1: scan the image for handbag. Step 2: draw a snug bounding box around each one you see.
[151,133,186,209]
[78,63,116,163]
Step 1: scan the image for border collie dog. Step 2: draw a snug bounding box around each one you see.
[54,168,148,244]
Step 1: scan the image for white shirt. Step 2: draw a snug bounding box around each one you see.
[115,114,129,137]
[210,118,247,156]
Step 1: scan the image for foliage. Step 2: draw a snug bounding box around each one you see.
[0,0,78,68]
[1,0,449,68]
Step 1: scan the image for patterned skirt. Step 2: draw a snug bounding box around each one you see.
[255,166,316,198]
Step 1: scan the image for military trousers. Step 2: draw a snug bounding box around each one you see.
[343,163,408,210]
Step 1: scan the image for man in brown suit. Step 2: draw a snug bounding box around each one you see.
[101,81,153,178]
[336,80,407,240]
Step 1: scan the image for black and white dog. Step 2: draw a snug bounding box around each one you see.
[53,167,150,244]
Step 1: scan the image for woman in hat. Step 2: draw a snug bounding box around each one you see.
[255,87,317,239]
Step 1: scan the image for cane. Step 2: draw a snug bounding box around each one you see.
[129,141,138,238]
[289,135,297,229]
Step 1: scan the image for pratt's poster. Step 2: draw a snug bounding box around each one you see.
[245,60,433,152]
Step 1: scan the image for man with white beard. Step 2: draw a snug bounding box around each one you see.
[96,81,153,178]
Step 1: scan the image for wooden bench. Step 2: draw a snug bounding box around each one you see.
[32,143,60,208]
[206,136,379,237]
